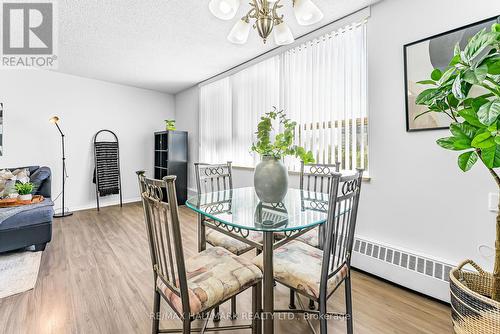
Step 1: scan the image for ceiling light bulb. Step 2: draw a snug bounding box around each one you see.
[301,13,313,21]
[209,0,240,20]
[293,0,324,26]
[227,19,251,44]
[219,2,231,14]
[273,22,295,45]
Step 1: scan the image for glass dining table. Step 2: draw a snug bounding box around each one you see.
[185,187,329,334]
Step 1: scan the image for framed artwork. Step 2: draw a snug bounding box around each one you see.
[0,102,3,156]
[404,15,500,132]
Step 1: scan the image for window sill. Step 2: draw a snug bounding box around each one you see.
[232,165,371,182]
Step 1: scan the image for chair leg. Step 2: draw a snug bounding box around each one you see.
[198,215,206,252]
[230,296,238,319]
[252,282,262,334]
[319,301,328,334]
[182,318,191,334]
[152,291,161,334]
[308,299,316,310]
[288,289,296,309]
[213,306,221,322]
[345,276,353,334]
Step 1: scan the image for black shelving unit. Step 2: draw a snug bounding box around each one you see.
[154,131,188,205]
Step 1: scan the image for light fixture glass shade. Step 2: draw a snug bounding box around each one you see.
[227,19,251,44]
[293,0,324,26]
[209,0,240,20]
[273,22,294,45]
[49,116,60,124]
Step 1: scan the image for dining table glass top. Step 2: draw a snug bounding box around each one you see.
[185,187,331,232]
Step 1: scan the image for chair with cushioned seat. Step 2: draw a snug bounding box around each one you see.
[287,162,339,310]
[194,162,263,319]
[138,173,262,334]
[254,170,363,334]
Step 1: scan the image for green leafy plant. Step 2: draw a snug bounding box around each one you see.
[416,23,500,301]
[165,120,176,131]
[251,107,315,164]
[15,182,34,195]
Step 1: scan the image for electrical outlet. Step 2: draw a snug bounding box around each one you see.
[488,193,499,212]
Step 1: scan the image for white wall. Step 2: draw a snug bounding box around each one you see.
[175,86,199,191]
[0,70,174,211]
[175,0,500,290]
[365,0,500,270]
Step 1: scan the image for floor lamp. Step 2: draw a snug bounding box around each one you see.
[50,116,73,218]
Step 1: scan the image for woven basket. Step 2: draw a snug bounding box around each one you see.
[450,260,500,334]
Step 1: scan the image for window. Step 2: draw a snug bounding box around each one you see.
[200,20,368,172]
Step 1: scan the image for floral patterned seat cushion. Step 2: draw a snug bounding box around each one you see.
[253,240,348,300]
[275,229,320,248]
[297,229,320,248]
[157,247,262,316]
[206,229,262,255]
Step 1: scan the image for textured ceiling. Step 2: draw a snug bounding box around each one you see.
[56,0,377,94]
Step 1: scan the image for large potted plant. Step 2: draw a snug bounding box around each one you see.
[251,107,314,203]
[416,23,500,333]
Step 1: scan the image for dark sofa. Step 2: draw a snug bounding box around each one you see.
[0,166,54,253]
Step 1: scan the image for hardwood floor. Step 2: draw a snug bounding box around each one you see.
[0,203,453,334]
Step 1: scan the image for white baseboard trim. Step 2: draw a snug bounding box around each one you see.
[69,196,141,212]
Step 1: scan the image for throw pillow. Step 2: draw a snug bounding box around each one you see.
[12,168,30,184]
[0,168,31,198]
[30,167,51,195]
[0,169,17,198]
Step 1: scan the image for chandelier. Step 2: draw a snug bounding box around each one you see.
[208,0,324,45]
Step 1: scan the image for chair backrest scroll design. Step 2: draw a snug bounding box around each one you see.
[300,161,340,194]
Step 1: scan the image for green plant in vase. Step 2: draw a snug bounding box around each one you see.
[416,23,500,302]
[165,120,176,131]
[15,182,34,201]
[251,107,315,163]
[250,107,314,203]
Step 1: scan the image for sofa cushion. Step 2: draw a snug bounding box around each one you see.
[12,168,30,183]
[30,167,51,195]
[0,170,15,198]
[0,168,33,197]
[0,200,54,231]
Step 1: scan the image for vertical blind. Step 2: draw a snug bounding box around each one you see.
[200,20,368,172]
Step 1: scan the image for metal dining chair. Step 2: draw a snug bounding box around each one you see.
[254,169,364,334]
[297,162,340,249]
[289,162,340,311]
[137,172,262,334]
[194,162,263,320]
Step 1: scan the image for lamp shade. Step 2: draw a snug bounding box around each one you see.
[209,0,240,20]
[227,19,251,44]
[293,0,324,26]
[49,116,60,124]
[273,22,294,45]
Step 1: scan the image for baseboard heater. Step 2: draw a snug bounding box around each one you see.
[351,236,453,302]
